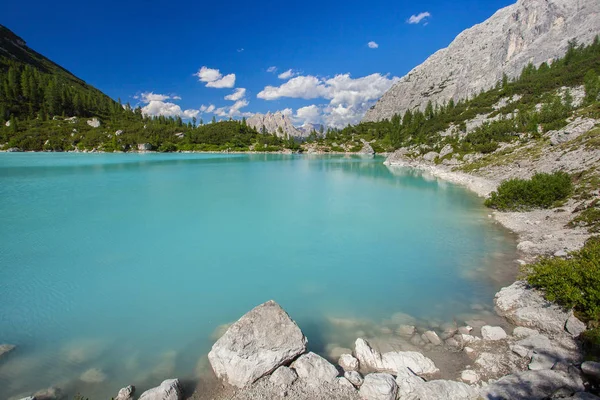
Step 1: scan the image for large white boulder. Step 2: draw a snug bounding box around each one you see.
[339,353,359,371]
[291,352,338,386]
[409,380,479,399]
[354,339,439,376]
[481,326,507,341]
[87,118,101,128]
[138,379,182,400]
[495,281,571,334]
[480,370,585,399]
[208,300,307,388]
[359,373,398,400]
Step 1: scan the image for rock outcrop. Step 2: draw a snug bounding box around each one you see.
[246,112,306,138]
[363,0,600,122]
[138,379,182,400]
[359,373,397,400]
[208,300,307,388]
[291,352,339,387]
[354,338,439,376]
[480,370,585,399]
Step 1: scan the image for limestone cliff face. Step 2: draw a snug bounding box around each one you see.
[247,112,306,138]
[363,0,600,122]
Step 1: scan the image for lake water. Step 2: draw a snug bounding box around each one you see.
[0,153,517,399]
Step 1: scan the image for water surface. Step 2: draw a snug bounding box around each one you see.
[0,153,517,398]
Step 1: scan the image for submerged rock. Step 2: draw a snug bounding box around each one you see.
[0,344,16,360]
[291,352,338,387]
[208,300,307,388]
[32,386,62,400]
[345,370,364,387]
[359,373,397,400]
[80,367,107,383]
[480,370,584,400]
[138,379,182,400]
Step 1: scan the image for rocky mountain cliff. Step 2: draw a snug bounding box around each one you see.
[363,0,600,122]
[247,112,307,138]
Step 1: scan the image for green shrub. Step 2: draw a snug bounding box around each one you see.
[485,172,573,211]
[526,237,600,321]
[582,327,600,359]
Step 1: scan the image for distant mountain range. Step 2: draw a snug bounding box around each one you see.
[363,0,600,122]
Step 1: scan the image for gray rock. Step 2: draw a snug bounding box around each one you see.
[495,281,571,334]
[549,118,597,145]
[561,393,600,400]
[460,370,480,384]
[445,337,460,348]
[439,144,454,158]
[114,385,135,400]
[80,368,107,383]
[269,366,298,388]
[247,112,306,138]
[208,300,307,388]
[359,373,398,400]
[565,314,586,337]
[458,326,473,335]
[115,130,124,136]
[345,370,364,387]
[86,118,101,128]
[358,140,375,155]
[17,397,35,400]
[291,352,338,386]
[529,352,557,370]
[395,369,425,398]
[411,380,479,399]
[423,330,442,346]
[581,361,600,380]
[6,147,22,152]
[339,353,359,371]
[138,143,152,151]
[512,327,540,338]
[138,379,182,400]
[363,0,600,122]
[337,377,356,390]
[354,338,439,376]
[511,344,533,358]
[480,370,585,400]
[0,344,16,359]
[515,333,580,365]
[554,249,569,257]
[423,151,439,162]
[481,325,507,341]
[32,387,62,400]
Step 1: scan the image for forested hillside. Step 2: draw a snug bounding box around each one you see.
[0,24,296,152]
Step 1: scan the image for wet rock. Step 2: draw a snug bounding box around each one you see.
[454,333,481,345]
[581,361,600,380]
[32,387,62,400]
[396,325,415,337]
[345,371,364,387]
[138,379,182,400]
[458,326,473,335]
[411,380,479,399]
[354,338,439,376]
[409,334,424,346]
[445,337,460,348]
[480,370,584,400]
[423,331,443,346]
[481,326,507,341]
[359,373,398,400]
[495,281,572,334]
[114,385,135,400]
[291,352,338,386]
[440,322,458,340]
[269,366,297,388]
[565,314,586,337]
[208,300,307,388]
[0,344,16,360]
[339,353,359,371]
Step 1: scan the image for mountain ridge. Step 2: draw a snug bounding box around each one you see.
[363,0,600,122]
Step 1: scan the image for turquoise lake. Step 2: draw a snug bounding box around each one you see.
[0,153,517,398]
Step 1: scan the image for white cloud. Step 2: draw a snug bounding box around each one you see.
[267,66,277,73]
[407,12,431,24]
[141,100,201,120]
[257,72,399,128]
[224,88,247,101]
[183,109,199,119]
[278,69,296,80]
[257,76,329,100]
[367,41,379,49]
[280,108,293,117]
[206,73,236,88]
[172,95,182,100]
[194,66,236,88]
[140,92,171,102]
[295,105,321,125]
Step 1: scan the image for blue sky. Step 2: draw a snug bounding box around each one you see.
[4,0,513,127]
